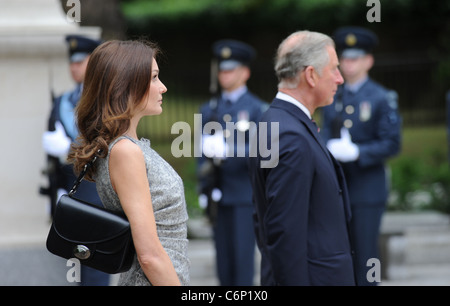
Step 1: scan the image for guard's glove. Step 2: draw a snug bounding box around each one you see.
[42,121,71,159]
[57,188,68,202]
[198,194,208,209]
[198,188,223,209]
[202,133,228,159]
[327,128,360,162]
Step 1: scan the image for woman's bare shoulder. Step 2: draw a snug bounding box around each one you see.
[110,138,144,166]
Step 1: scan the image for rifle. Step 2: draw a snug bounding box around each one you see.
[331,89,344,139]
[39,90,65,218]
[198,156,222,225]
[197,96,226,225]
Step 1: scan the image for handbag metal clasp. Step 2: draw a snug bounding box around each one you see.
[73,245,91,260]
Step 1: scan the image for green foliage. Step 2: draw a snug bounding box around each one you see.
[388,126,450,213]
[437,59,450,87]
[122,0,450,51]
[121,0,370,36]
[121,0,359,19]
[121,0,275,19]
[390,157,450,213]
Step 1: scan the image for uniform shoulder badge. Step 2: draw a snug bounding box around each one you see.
[386,90,398,110]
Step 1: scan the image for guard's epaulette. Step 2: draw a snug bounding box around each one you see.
[385,90,398,110]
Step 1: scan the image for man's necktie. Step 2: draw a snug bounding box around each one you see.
[311,119,320,132]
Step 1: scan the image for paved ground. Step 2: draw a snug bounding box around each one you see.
[1,201,450,286]
[2,238,450,286]
[0,237,217,286]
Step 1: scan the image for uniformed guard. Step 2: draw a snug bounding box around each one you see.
[41,35,110,286]
[197,39,268,286]
[321,26,402,286]
[41,35,102,214]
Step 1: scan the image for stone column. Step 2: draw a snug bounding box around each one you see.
[0,0,101,245]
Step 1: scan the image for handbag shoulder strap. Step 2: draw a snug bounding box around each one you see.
[68,152,100,196]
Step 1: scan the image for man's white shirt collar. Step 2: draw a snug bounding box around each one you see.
[276,92,311,119]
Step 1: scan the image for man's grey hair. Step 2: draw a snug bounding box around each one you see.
[275,30,335,89]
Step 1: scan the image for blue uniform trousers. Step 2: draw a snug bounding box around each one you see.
[350,204,385,286]
[213,205,255,286]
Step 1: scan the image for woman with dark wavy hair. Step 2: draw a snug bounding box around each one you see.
[68,40,190,286]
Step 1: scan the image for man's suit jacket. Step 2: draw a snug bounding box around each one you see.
[248,98,356,285]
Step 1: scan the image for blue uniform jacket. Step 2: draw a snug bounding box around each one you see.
[248,98,355,286]
[321,78,401,206]
[198,91,267,206]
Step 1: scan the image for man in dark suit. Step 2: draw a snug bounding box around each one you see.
[248,30,356,285]
[321,27,401,285]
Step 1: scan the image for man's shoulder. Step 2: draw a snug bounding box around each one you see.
[262,101,310,132]
[199,97,219,112]
[363,78,391,95]
[242,91,267,105]
[363,79,399,108]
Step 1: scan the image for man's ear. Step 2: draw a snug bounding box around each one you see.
[365,54,374,71]
[304,66,317,88]
[242,66,251,82]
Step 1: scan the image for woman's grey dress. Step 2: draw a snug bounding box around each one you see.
[94,136,190,285]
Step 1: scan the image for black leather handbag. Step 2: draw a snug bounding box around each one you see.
[46,155,135,274]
